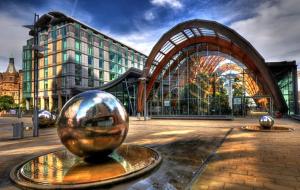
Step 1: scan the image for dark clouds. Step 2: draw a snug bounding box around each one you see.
[0,0,298,71]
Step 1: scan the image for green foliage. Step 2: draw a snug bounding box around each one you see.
[0,95,15,111]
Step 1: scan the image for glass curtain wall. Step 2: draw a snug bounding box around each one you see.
[104,80,137,116]
[148,43,271,117]
[278,70,295,115]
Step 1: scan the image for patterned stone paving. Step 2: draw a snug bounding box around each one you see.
[191,119,300,190]
[0,117,299,190]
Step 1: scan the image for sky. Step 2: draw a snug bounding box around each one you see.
[0,0,299,71]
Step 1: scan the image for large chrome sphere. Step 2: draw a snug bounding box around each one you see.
[35,110,56,127]
[56,90,129,158]
[259,115,274,129]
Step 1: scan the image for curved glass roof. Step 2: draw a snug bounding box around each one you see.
[152,26,232,65]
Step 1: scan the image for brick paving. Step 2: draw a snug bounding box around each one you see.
[0,117,300,190]
[191,118,300,190]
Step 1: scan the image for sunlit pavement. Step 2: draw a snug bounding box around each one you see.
[0,117,299,189]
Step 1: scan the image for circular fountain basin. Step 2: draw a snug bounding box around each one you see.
[10,144,161,189]
[241,125,294,132]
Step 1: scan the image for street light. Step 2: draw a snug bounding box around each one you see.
[18,82,21,118]
[23,13,40,137]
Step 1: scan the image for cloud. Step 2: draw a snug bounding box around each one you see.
[144,10,155,21]
[230,0,300,63]
[150,0,183,9]
[103,26,169,55]
[0,0,94,72]
[0,11,30,72]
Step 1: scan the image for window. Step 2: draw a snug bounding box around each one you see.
[110,73,117,80]
[99,48,103,58]
[75,53,81,64]
[99,38,103,48]
[109,52,116,62]
[75,24,80,38]
[99,59,103,68]
[62,64,67,75]
[53,54,57,64]
[51,29,57,40]
[53,41,57,52]
[118,65,122,74]
[125,58,128,67]
[61,26,67,37]
[44,45,48,56]
[88,32,93,43]
[53,66,56,76]
[88,68,94,87]
[117,54,122,64]
[99,70,104,81]
[110,62,117,73]
[75,64,82,86]
[63,52,68,63]
[88,56,93,66]
[44,68,48,78]
[44,80,48,90]
[44,57,48,66]
[75,40,80,51]
[88,46,93,55]
[62,39,67,50]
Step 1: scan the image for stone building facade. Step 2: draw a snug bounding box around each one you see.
[0,58,23,104]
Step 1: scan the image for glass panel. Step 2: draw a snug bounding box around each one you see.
[62,39,67,50]
[75,40,80,51]
[75,53,81,64]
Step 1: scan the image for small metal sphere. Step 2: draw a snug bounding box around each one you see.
[56,90,129,158]
[259,115,274,129]
[35,110,56,127]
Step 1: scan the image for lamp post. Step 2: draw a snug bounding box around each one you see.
[23,13,40,137]
[23,13,53,137]
[18,82,21,118]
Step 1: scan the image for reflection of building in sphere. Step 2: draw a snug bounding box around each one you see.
[56,90,129,159]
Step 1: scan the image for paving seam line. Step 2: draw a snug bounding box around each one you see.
[185,127,234,190]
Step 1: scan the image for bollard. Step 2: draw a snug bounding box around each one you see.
[12,122,24,139]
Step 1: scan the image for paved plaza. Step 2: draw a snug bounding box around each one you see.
[0,117,300,189]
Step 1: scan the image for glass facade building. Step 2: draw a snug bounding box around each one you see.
[267,61,298,115]
[137,19,298,117]
[22,12,146,112]
[147,45,272,118]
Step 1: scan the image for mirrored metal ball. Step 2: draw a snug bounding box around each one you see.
[259,115,274,129]
[34,110,56,127]
[56,90,129,158]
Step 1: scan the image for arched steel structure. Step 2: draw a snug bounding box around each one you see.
[137,19,287,113]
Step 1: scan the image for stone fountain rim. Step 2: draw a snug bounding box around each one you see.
[241,125,294,132]
[10,144,162,189]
